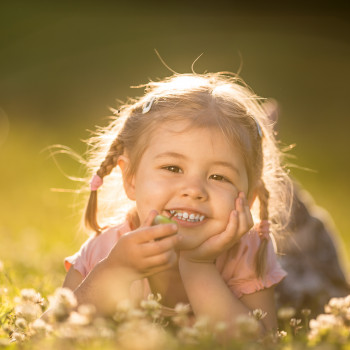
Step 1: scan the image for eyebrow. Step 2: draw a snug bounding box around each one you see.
[155,152,241,175]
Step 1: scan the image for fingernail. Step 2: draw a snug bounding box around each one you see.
[233,210,238,217]
[171,224,177,231]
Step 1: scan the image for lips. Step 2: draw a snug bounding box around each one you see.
[168,209,206,223]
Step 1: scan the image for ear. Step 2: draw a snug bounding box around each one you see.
[117,155,136,200]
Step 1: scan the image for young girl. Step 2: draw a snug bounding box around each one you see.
[63,72,291,334]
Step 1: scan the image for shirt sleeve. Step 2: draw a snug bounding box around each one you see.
[216,230,287,298]
[64,236,95,278]
[64,223,129,278]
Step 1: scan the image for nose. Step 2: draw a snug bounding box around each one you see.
[179,176,208,201]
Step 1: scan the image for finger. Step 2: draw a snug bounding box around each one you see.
[143,250,177,270]
[142,233,180,257]
[135,223,178,243]
[224,209,239,244]
[141,210,159,227]
[236,192,251,236]
[144,260,177,277]
[244,204,254,230]
[210,210,239,250]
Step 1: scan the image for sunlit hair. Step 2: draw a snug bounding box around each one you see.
[84,72,293,277]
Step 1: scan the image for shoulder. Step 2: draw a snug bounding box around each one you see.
[216,228,287,298]
[64,221,131,277]
[83,221,132,257]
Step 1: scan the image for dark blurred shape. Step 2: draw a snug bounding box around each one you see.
[263,99,350,317]
[275,183,350,317]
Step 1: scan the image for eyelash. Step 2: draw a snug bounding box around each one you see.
[162,166,231,183]
[162,165,183,173]
[209,174,230,183]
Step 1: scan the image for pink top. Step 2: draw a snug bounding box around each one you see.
[65,221,286,299]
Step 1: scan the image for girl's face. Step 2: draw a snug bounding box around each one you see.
[122,120,249,248]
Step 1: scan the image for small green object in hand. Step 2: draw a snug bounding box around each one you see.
[152,214,176,226]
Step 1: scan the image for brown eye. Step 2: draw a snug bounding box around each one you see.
[163,166,182,173]
[210,174,228,182]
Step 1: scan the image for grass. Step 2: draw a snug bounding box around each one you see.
[0,120,350,349]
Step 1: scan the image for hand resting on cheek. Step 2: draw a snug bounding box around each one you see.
[179,192,254,263]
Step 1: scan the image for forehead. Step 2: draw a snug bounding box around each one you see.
[145,120,244,165]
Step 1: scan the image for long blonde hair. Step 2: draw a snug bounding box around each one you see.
[84,72,293,277]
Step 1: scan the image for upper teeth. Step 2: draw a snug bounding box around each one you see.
[170,210,205,222]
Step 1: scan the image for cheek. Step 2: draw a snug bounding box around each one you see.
[214,187,238,212]
[134,177,171,216]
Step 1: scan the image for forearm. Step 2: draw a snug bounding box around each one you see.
[74,259,137,315]
[179,258,253,328]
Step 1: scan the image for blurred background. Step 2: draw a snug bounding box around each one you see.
[0,1,349,292]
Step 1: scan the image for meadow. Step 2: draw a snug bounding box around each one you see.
[1,2,350,348]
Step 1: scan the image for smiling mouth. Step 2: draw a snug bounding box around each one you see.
[169,210,205,223]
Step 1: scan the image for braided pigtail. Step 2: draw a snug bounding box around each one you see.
[85,138,124,234]
[254,180,270,278]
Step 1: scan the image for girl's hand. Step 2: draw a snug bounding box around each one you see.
[180,192,254,263]
[105,210,180,280]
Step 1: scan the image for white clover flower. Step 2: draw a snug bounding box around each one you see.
[20,288,43,305]
[301,309,311,317]
[15,302,42,322]
[250,308,267,321]
[147,293,162,302]
[10,331,26,342]
[31,318,52,335]
[325,297,346,315]
[49,287,77,321]
[52,287,77,309]
[277,307,296,320]
[309,314,343,330]
[308,313,344,341]
[172,303,191,327]
[276,330,287,339]
[77,304,96,321]
[117,319,168,350]
[177,326,200,344]
[308,313,347,343]
[140,294,162,320]
[114,300,147,323]
[234,314,261,339]
[15,317,27,330]
[140,293,162,311]
[67,311,91,326]
[174,302,191,315]
[114,299,133,323]
[128,308,146,320]
[2,323,13,335]
[290,318,302,327]
[140,298,161,311]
